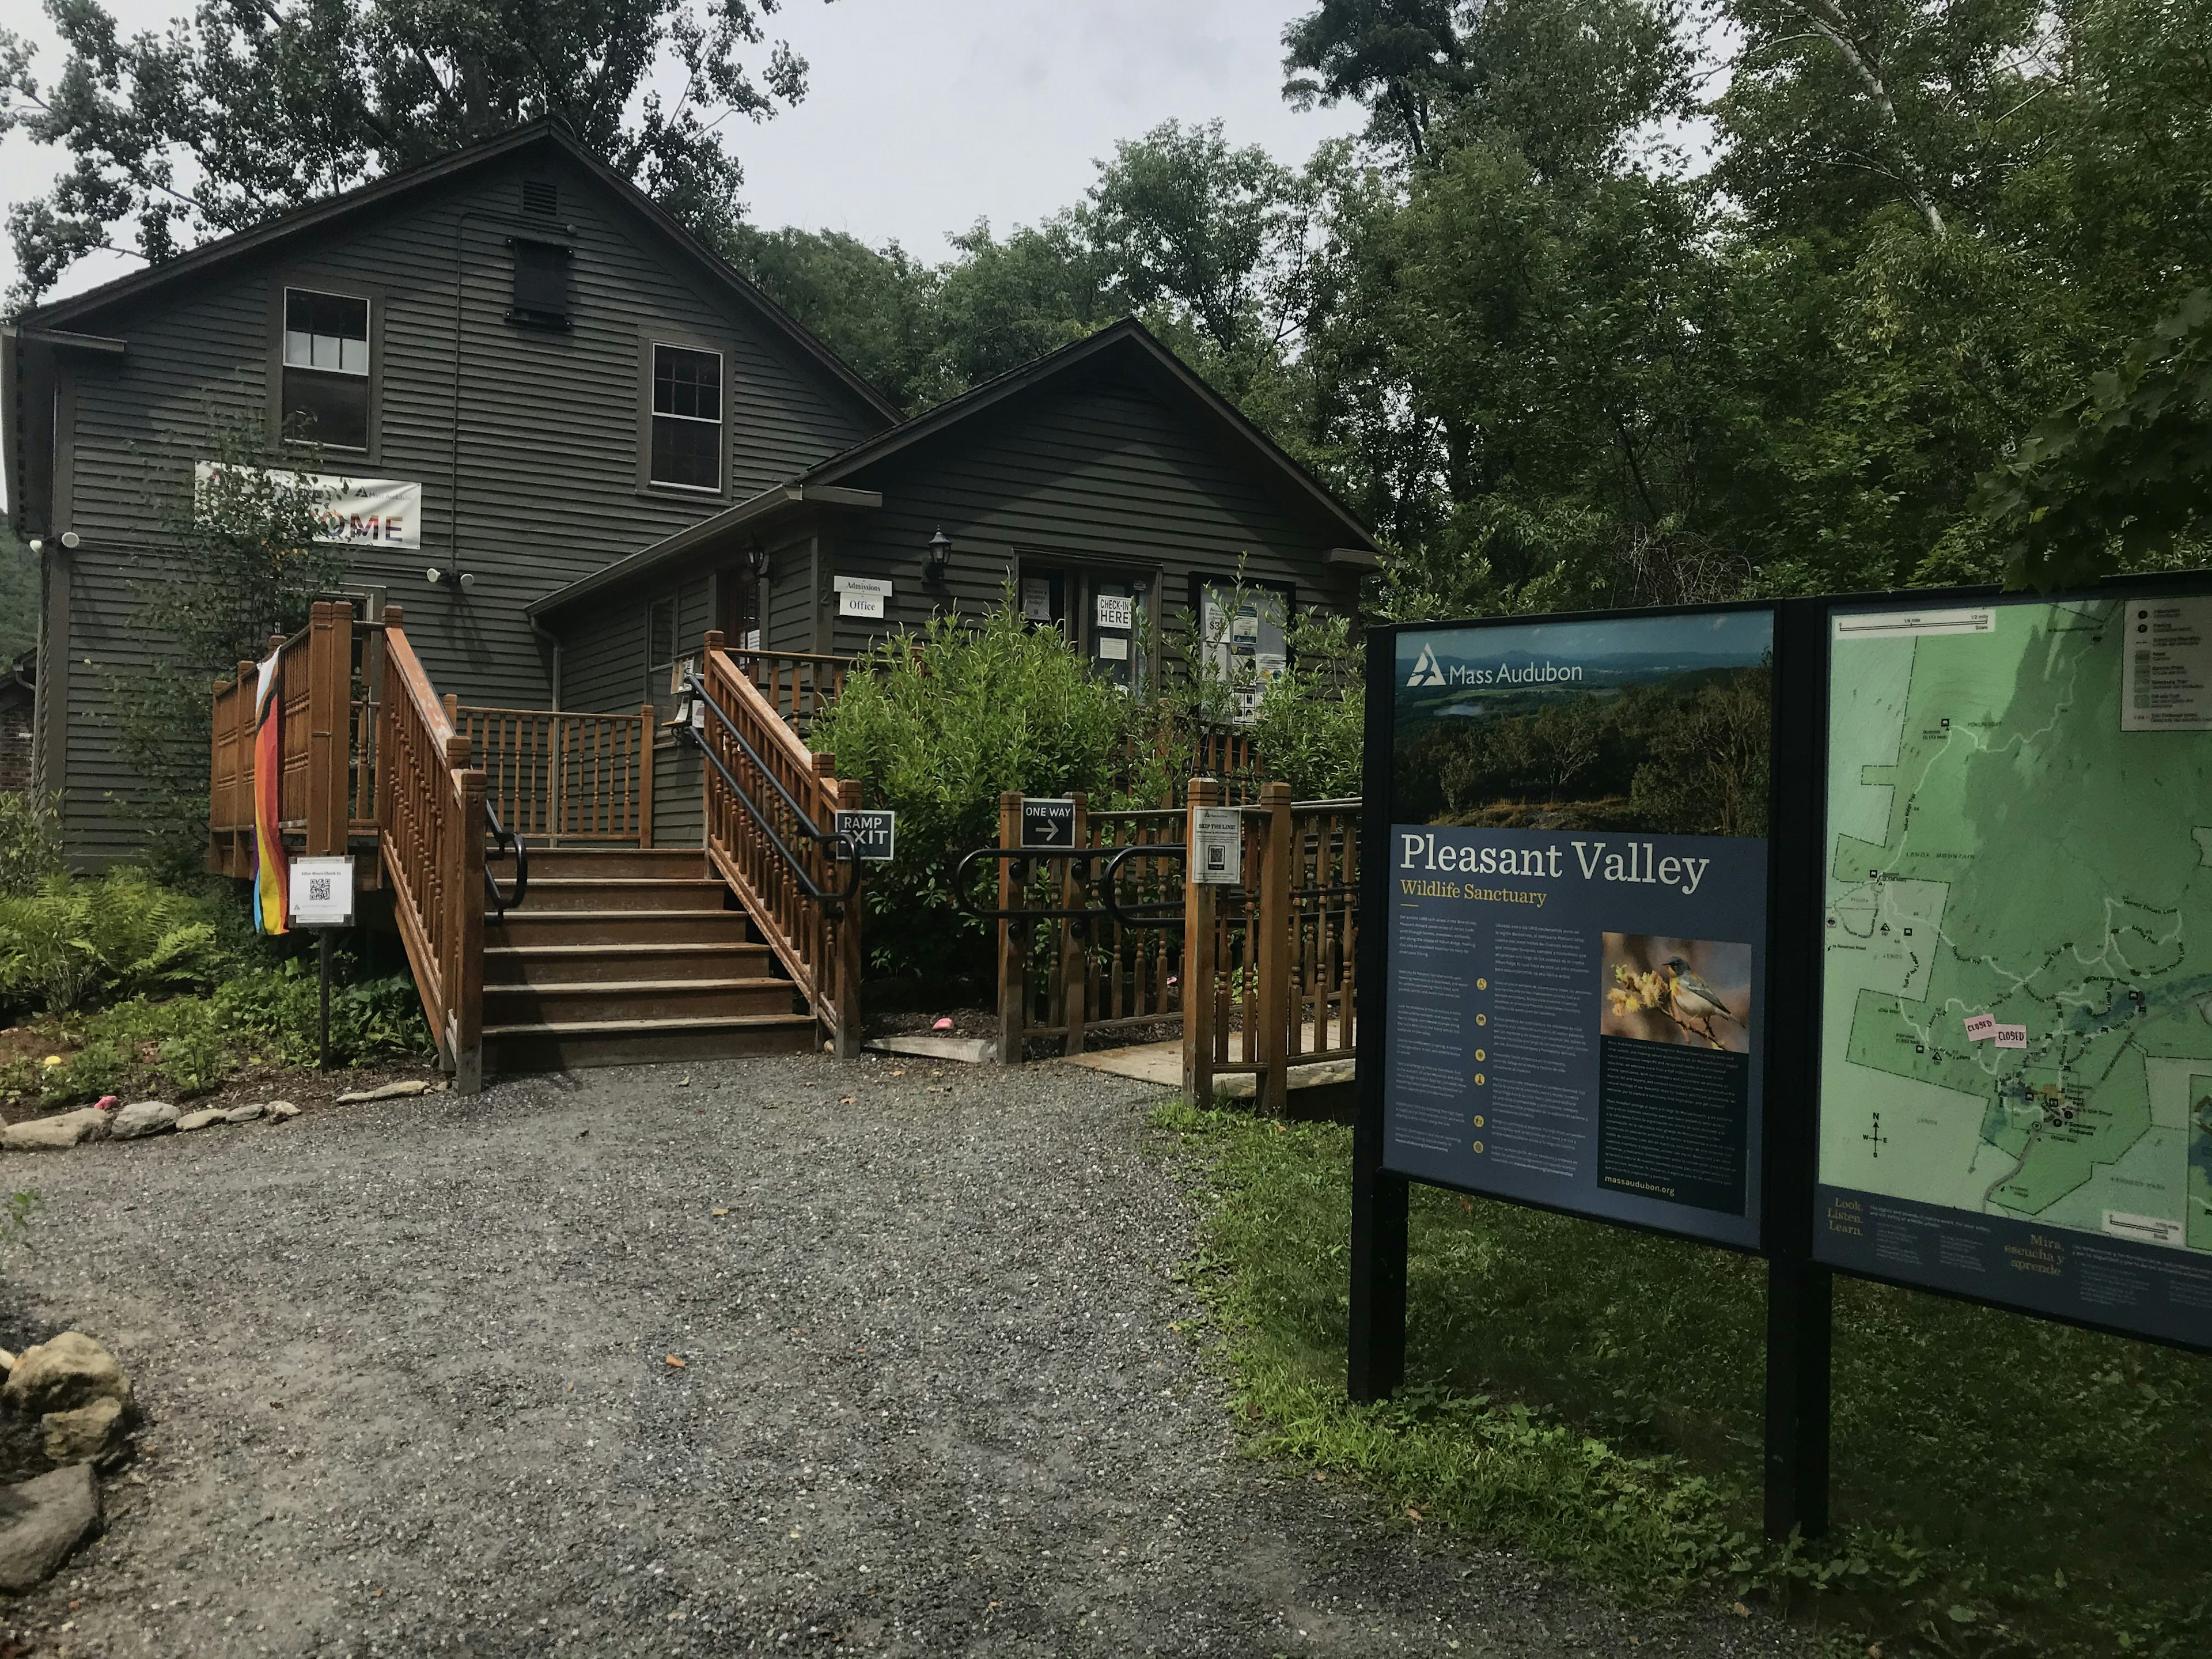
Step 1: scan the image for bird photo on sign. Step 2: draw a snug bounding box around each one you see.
[1600,933,1752,1054]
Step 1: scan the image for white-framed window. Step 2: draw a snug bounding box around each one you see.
[281,287,370,450]
[650,344,723,491]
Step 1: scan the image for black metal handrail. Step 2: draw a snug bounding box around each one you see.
[484,801,528,918]
[951,845,1123,923]
[1099,843,1187,929]
[684,670,861,915]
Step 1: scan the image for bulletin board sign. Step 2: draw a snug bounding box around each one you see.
[1812,585,2212,1349]
[1377,605,1779,1249]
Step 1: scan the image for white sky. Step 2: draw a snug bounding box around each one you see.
[0,0,1366,305]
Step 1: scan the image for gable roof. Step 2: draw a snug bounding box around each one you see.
[527,319,1376,617]
[17,119,902,426]
[806,319,1374,544]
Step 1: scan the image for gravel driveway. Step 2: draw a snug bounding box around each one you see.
[0,1054,1802,1657]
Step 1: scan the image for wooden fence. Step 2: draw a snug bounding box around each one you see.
[208,600,365,876]
[990,777,1359,1109]
[699,631,863,1054]
[727,648,852,734]
[993,797,1184,1060]
[452,705,655,844]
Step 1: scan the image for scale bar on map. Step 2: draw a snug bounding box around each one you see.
[1832,608,1996,639]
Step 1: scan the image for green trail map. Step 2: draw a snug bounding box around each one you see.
[1821,598,2212,1262]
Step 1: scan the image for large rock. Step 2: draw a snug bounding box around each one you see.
[2,1332,132,1418]
[0,1464,102,1593]
[174,1109,225,1132]
[1,1109,112,1151]
[223,1103,266,1124]
[267,1101,301,1122]
[335,1078,434,1104]
[109,1101,179,1141]
[39,1397,126,1466]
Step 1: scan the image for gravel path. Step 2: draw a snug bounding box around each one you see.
[0,1054,1804,1657]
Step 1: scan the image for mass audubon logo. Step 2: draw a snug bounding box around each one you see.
[1406,643,1448,687]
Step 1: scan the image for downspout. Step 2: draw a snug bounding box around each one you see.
[528,611,563,711]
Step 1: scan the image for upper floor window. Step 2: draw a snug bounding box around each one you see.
[281,288,370,450]
[510,241,571,327]
[650,344,722,491]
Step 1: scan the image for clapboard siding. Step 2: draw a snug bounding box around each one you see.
[32,135,888,861]
[825,377,1359,656]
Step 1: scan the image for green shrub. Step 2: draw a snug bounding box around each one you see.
[0,870,221,1013]
[0,794,64,897]
[810,596,1141,982]
[1249,611,1364,800]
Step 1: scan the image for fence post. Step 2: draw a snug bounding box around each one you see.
[832,774,865,1060]
[444,732,486,1093]
[304,603,335,856]
[1255,780,1293,1113]
[996,790,1025,1064]
[1183,777,1219,1104]
[1062,791,1088,1056]
[234,659,257,876]
[638,704,656,848]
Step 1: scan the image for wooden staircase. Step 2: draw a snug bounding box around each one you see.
[480,846,817,1070]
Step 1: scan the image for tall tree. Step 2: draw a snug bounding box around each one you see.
[0,0,818,308]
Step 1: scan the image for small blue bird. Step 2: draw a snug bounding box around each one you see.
[1662,957,1740,1029]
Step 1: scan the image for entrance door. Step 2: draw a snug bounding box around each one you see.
[724,568,762,651]
[1088,577,1140,690]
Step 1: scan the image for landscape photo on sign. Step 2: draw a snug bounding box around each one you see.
[1392,611,1772,836]
[1601,934,1752,1055]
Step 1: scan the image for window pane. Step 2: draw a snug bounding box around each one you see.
[512,242,571,322]
[339,336,368,374]
[282,367,369,449]
[283,328,313,367]
[652,346,721,422]
[650,414,719,489]
[287,289,366,344]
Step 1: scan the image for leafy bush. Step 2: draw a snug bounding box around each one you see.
[0,870,221,1013]
[810,596,1142,982]
[1,961,431,1108]
[0,794,64,897]
[1250,611,1364,800]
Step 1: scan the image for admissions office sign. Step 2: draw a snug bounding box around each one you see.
[194,463,421,550]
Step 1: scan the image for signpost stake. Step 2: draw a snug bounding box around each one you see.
[1762,594,1831,1539]
[317,929,334,1071]
[1183,778,1221,1103]
[997,792,1025,1064]
[1348,637,1406,1402]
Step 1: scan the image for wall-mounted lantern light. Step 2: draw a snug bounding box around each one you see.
[742,539,772,585]
[923,527,953,585]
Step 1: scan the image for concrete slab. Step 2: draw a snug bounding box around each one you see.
[1062,1039,1355,1104]
[863,1035,998,1065]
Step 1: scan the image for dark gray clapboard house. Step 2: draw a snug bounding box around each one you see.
[529,319,1381,838]
[2,119,899,863]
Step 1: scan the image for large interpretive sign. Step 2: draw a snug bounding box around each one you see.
[1816,593,2212,1346]
[1382,608,1775,1248]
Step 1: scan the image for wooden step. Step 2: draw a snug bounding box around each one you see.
[506,848,706,881]
[483,1013,818,1071]
[486,908,758,948]
[507,877,729,914]
[483,978,801,1024]
[483,942,772,986]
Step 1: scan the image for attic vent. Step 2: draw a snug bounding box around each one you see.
[522,179,559,215]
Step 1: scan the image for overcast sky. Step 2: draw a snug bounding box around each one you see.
[0,0,1366,306]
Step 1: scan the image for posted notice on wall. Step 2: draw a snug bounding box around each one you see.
[835,575,892,619]
[1381,609,1775,1249]
[195,463,421,550]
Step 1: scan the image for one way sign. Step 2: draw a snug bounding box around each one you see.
[1021,797,1075,847]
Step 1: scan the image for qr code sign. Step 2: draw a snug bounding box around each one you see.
[309,877,332,903]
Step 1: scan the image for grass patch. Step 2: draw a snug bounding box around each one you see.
[1157,1100,2212,1657]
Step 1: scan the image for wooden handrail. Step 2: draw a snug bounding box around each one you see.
[377,609,487,1092]
[699,630,863,1055]
[454,704,654,845]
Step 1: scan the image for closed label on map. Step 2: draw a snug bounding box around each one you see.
[1382,608,1777,1250]
[2119,597,2212,730]
[1818,593,2212,1350]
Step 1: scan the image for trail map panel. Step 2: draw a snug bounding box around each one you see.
[1384,609,1774,1247]
[1817,593,2212,1347]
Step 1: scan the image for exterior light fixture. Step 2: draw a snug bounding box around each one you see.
[742,539,772,585]
[425,567,476,592]
[924,527,953,584]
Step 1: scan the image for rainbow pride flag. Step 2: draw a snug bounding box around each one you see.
[251,650,288,935]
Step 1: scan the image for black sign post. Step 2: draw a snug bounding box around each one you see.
[1350,636,1409,1403]
[1021,797,1075,849]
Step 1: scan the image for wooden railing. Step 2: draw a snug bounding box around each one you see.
[452,705,654,844]
[993,798,1184,1059]
[1184,781,1360,1110]
[698,630,863,1052]
[208,600,365,876]
[727,647,852,734]
[377,612,487,1092]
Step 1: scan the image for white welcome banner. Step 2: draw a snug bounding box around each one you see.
[194,463,422,550]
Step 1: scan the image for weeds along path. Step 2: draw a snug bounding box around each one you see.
[0,1056,1802,1657]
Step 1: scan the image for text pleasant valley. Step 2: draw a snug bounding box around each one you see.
[1397,830,1711,896]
